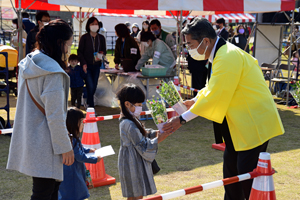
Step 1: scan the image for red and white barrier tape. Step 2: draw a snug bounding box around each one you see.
[143,169,275,200]
[0,128,13,135]
[83,108,175,123]
[174,83,200,93]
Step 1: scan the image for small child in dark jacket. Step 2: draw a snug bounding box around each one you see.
[67,54,87,109]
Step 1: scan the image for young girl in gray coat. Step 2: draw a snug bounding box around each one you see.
[117,84,168,200]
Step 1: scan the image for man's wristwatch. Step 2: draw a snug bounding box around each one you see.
[179,115,186,125]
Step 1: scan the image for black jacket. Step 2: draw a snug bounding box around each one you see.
[77,33,106,66]
[218,28,229,41]
[231,35,249,53]
[114,36,141,65]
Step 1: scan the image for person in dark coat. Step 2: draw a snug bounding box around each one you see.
[77,17,106,108]
[22,12,35,34]
[25,11,50,55]
[216,17,229,41]
[231,24,249,53]
[114,23,141,70]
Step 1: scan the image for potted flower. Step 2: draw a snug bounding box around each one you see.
[290,81,300,105]
[146,98,168,132]
[156,80,187,115]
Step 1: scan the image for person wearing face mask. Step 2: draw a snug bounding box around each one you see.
[150,19,177,58]
[11,18,27,59]
[114,23,141,70]
[163,17,284,200]
[215,17,229,41]
[136,21,152,55]
[135,32,176,76]
[66,54,87,109]
[77,17,106,109]
[26,11,50,55]
[130,23,140,38]
[231,24,249,53]
[7,19,75,199]
[117,84,168,200]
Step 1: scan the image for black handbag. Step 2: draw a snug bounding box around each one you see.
[152,159,160,174]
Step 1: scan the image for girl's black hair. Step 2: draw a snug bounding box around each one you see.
[115,23,130,38]
[117,84,147,136]
[36,19,73,70]
[66,107,85,148]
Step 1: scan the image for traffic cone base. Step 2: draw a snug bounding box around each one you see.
[82,107,115,188]
[212,143,226,151]
[249,152,276,200]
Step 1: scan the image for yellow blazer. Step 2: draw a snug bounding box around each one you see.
[190,42,284,151]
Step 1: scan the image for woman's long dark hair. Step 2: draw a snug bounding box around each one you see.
[141,20,151,34]
[115,23,130,38]
[66,107,85,148]
[36,19,73,70]
[117,84,147,136]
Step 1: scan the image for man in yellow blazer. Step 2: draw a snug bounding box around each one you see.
[163,18,284,200]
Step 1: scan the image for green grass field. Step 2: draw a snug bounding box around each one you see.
[0,54,300,199]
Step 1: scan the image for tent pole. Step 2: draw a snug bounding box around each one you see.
[18,0,23,61]
[286,10,294,106]
[79,7,82,39]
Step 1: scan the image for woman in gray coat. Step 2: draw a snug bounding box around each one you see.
[6,19,74,200]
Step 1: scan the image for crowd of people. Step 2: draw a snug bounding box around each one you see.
[5,12,285,200]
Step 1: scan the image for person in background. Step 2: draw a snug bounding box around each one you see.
[114,23,141,70]
[125,21,131,33]
[130,23,140,38]
[216,17,229,40]
[136,20,151,55]
[150,19,177,58]
[22,12,35,34]
[66,54,87,109]
[67,19,73,30]
[26,11,50,55]
[77,17,106,109]
[11,18,27,58]
[292,51,299,79]
[186,18,208,97]
[7,19,74,200]
[228,25,235,38]
[58,108,101,200]
[98,21,106,40]
[135,32,176,76]
[231,24,249,53]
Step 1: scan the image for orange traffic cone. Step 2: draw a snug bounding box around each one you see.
[249,152,276,200]
[82,107,116,188]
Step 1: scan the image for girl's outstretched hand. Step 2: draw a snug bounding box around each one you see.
[157,131,168,143]
[89,148,96,153]
[97,156,102,162]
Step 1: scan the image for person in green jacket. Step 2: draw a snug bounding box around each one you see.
[135,32,176,76]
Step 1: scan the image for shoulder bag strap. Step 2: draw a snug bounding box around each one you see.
[25,79,46,116]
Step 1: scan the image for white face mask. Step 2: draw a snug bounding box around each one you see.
[188,39,208,61]
[143,25,148,30]
[90,25,99,33]
[43,22,49,26]
[130,104,143,117]
[144,42,149,48]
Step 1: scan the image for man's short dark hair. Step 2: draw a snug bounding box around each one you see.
[68,54,79,62]
[150,19,161,27]
[36,11,50,24]
[216,18,225,26]
[141,32,156,42]
[182,17,217,42]
[22,12,29,18]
